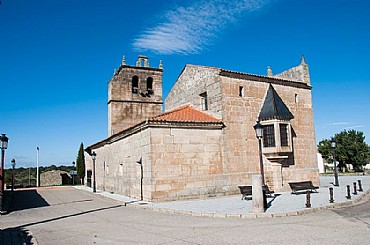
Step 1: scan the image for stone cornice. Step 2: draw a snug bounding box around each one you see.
[108,100,163,105]
[85,120,224,152]
[219,69,312,90]
[116,65,163,74]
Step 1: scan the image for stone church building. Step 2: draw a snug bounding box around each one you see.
[85,55,319,202]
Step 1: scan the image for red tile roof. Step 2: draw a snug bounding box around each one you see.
[150,104,222,124]
[85,104,223,151]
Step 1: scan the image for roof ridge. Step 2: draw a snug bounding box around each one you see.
[220,68,306,83]
[150,104,191,120]
[150,104,222,124]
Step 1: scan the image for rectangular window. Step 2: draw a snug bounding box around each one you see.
[200,92,208,110]
[280,124,289,146]
[119,164,123,176]
[239,86,244,97]
[263,125,275,147]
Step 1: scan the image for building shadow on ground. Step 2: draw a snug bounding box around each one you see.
[267,193,281,209]
[0,227,35,245]
[6,188,49,213]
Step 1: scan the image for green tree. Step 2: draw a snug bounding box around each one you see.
[318,130,370,172]
[317,139,332,162]
[335,130,370,171]
[76,142,85,184]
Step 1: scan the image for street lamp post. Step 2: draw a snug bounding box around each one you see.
[0,134,9,214]
[253,122,265,185]
[103,161,106,191]
[72,161,75,186]
[331,141,339,186]
[91,151,97,193]
[254,122,267,210]
[36,147,40,187]
[11,159,16,191]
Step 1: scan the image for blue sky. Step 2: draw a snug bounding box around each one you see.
[1,0,369,168]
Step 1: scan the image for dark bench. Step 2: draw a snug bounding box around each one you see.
[288,181,319,194]
[238,186,252,200]
[238,185,275,200]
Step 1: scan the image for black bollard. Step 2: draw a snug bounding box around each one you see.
[358,180,363,192]
[306,191,311,208]
[329,187,334,203]
[353,182,357,195]
[263,189,267,210]
[346,185,351,199]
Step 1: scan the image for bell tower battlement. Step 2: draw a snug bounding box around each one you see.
[108,55,163,136]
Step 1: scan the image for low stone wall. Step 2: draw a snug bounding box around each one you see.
[40,170,71,186]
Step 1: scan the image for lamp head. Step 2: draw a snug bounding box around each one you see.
[1,134,9,149]
[91,151,97,161]
[253,122,263,139]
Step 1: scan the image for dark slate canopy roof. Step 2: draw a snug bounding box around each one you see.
[258,84,294,121]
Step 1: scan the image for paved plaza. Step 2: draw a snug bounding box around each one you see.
[76,175,370,217]
[1,175,370,244]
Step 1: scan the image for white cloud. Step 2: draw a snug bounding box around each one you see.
[133,0,270,55]
[344,125,365,129]
[330,122,351,126]
[324,122,365,130]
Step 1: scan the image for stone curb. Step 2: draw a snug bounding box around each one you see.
[123,188,370,219]
[75,186,370,220]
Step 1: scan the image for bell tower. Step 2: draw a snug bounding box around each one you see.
[108,55,163,136]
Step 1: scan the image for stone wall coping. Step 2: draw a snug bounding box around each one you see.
[115,64,163,75]
[219,69,312,90]
[85,119,223,152]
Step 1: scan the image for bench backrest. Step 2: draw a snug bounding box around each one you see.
[238,185,252,194]
[289,181,314,187]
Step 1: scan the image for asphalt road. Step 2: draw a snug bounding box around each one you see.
[1,186,370,245]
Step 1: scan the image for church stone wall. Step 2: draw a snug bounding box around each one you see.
[218,76,267,189]
[165,65,223,119]
[274,59,310,85]
[85,124,224,202]
[275,84,318,186]
[85,129,152,200]
[219,76,319,191]
[149,126,224,202]
[164,63,319,193]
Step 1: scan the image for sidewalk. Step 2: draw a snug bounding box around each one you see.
[75,175,370,218]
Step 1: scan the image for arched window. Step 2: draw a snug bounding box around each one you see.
[132,76,139,94]
[147,77,153,95]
